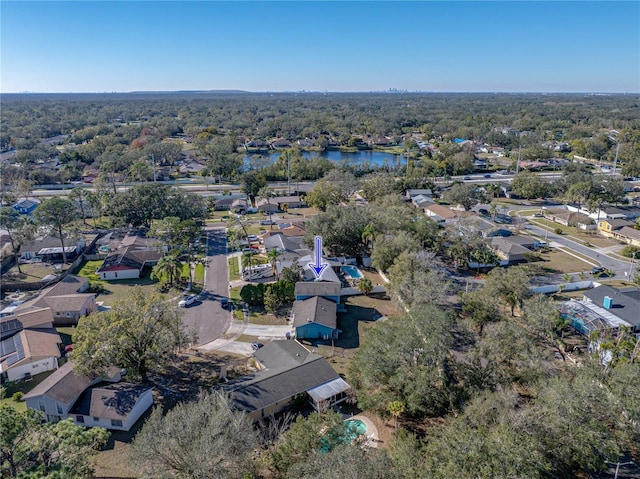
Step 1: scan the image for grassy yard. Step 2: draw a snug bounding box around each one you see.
[179,263,205,284]
[0,369,59,413]
[228,257,240,280]
[525,247,596,275]
[3,262,64,283]
[74,259,158,306]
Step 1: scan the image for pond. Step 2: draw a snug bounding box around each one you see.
[244,149,406,170]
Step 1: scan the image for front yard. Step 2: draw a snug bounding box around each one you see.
[74,260,158,306]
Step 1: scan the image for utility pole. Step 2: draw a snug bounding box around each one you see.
[605,460,635,479]
[612,142,620,176]
[287,151,291,196]
[629,251,637,279]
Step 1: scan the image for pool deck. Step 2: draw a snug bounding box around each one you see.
[344,414,379,448]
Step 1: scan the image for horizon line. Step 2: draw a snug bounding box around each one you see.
[2,89,638,95]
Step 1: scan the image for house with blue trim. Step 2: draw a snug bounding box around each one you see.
[12,198,40,216]
[292,296,339,340]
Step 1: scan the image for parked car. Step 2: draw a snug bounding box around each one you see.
[259,219,276,225]
[590,267,605,275]
[463,176,472,180]
[179,294,197,307]
[251,342,264,351]
[220,297,229,309]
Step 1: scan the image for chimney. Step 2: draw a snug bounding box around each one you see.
[603,296,613,309]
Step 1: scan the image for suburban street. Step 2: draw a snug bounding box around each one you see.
[180,227,231,346]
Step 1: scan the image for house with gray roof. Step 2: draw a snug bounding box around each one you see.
[23,365,150,431]
[12,275,96,326]
[69,382,153,431]
[263,233,304,254]
[561,285,640,337]
[226,341,351,421]
[294,281,341,304]
[292,296,339,340]
[23,361,95,423]
[490,237,531,265]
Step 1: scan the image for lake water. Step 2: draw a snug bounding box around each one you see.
[243,149,406,169]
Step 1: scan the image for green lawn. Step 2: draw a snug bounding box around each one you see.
[0,369,59,413]
[228,257,240,280]
[179,263,205,284]
[74,259,159,306]
[56,326,76,346]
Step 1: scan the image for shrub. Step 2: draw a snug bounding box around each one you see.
[12,391,23,402]
[621,245,640,258]
[554,228,563,235]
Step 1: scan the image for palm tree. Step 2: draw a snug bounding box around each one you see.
[267,248,280,279]
[242,251,255,278]
[361,223,377,251]
[388,400,405,431]
[152,251,182,287]
[358,277,373,295]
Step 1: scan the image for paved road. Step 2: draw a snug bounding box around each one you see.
[180,227,231,346]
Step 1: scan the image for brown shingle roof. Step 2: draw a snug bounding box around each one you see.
[425,204,457,219]
[3,308,54,330]
[23,361,93,404]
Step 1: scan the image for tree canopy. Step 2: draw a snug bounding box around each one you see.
[0,403,109,478]
[129,392,256,479]
[72,287,191,382]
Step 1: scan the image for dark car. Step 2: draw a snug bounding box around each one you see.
[484,174,492,178]
[590,267,605,275]
[220,297,229,309]
[251,342,264,351]
[479,208,489,216]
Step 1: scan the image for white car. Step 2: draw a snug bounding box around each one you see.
[179,294,197,307]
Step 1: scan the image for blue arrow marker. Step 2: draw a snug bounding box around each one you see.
[308,236,328,279]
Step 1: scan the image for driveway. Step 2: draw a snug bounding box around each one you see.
[180,227,232,346]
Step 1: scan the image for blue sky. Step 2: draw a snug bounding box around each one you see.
[2,1,638,93]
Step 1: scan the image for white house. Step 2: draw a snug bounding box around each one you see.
[0,309,62,383]
[23,361,96,423]
[69,382,154,431]
[23,361,151,431]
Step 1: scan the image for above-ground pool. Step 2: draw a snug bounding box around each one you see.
[320,419,367,453]
[341,265,363,279]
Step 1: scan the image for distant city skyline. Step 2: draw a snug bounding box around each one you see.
[2,1,638,94]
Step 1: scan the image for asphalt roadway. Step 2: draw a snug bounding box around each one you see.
[179,227,232,346]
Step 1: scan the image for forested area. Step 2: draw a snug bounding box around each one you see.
[1,92,639,190]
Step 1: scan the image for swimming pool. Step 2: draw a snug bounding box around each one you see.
[341,265,363,279]
[320,419,367,453]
